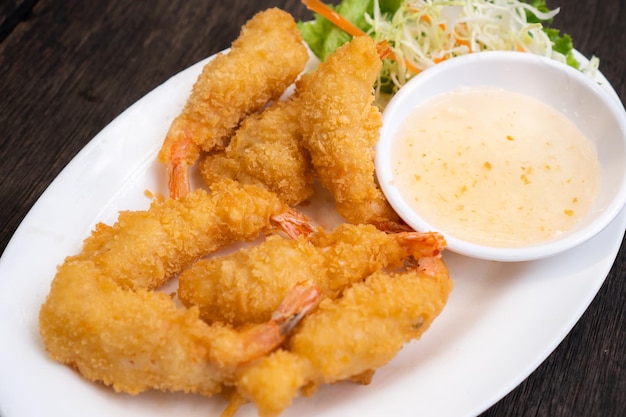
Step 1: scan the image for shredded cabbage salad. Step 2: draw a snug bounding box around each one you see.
[299,0,599,99]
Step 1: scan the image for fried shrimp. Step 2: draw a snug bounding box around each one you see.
[297,36,400,225]
[235,257,453,417]
[38,179,322,396]
[71,179,310,291]
[178,224,445,327]
[38,8,456,415]
[158,8,309,198]
[199,97,314,206]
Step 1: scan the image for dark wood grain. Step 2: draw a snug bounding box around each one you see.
[0,0,37,42]
[0,1,624,416]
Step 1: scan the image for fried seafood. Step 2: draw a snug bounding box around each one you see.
[235,257,453,417]
[71,179,311,291]
[158,8,309,198]
[200,97,314,206]
[178,223,445,327]
[39,180,321,396]
[39,7,455,416]
[297,36,400,225]
[39,263,321,396]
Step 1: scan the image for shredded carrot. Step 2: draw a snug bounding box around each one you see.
[389,50,422,75]
[302,0,367,37]
[419,14,446,30]
[376,40,393,60]
[301,0,422,74]
[454,36,472,49]
[419,13,432,24]
[452,23,472,51]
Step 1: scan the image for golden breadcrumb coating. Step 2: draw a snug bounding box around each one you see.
[297,36,399,225]
[178,223,444,327]
[200,98,314,206]
[73,180,284,290]
[236,257,453,417]
[39,180,321,397]
[159,8,308,156]
[158,8,309,198]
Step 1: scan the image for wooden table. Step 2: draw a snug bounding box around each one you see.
[1,1,624,416]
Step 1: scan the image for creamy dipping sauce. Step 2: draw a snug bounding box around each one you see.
[391,87,601,247]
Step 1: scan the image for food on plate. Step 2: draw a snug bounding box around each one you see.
[299,0,599,101]
[199,96,314,206]
[200,34,399,223]
[178,223,445,326]
[38,180,322,395]
[38,6,456,417]
[67,179,313,291]
[39,261,321,397]
[235,256,453,417]
[158,8,309,198]
[298,36,400,225]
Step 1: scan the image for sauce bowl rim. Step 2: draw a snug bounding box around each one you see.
[375,50,626,262]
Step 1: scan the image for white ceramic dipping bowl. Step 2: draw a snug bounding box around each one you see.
[376,51,626,262]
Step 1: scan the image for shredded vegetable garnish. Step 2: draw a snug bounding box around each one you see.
[299,0,600,101]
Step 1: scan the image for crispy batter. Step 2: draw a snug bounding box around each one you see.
[158,8,309,198]
[298,36,400,225]
[179,234,322,326]
[39,260,321,397]
[73,180,284,290]
[236,257,453,417]
[178,224,444,327]
[39,10,454,416]
[39,180,322,396]
[199,98,314,206]
[159,8,308,155]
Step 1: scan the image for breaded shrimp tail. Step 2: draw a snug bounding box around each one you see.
[178,223,445,327]
[39,179,323,397]
[73,179,285,290]
[236,257,453,417]
[298,36,400,225]
[158,8,309,198]
[39,260,322,397]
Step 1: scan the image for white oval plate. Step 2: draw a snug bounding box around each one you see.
[0,51,624,417]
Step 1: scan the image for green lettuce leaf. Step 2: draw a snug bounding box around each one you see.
[526,0,579,69]
[525,0,552,24]
[298,0,404,60]
[544,27,580,69]
[298,0,373,60]
[299,0,581,71]
[379,0,403,14]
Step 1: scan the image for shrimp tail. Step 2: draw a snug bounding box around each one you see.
[220,390,249,417]
[395,231,447,258]
[272,281,323,334]
[270,207,318,239]
[372,220,413,233]
[160,124,200,199]
[236,282,322,365]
